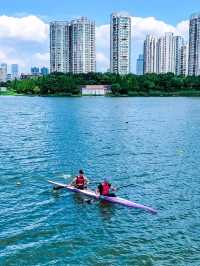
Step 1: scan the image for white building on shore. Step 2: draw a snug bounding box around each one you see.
[81,85,111,95]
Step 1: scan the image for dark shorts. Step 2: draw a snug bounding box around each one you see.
[75,185,86,190]
[102,193,116,197]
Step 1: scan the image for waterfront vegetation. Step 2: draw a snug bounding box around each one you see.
[2,72,200,96]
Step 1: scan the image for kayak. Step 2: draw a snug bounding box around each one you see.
[48,180,157,214]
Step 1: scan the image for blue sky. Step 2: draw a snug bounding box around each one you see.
[0,0,199,73]
[1,0,198,25]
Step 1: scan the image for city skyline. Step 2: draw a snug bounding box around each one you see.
[0,3,198,73]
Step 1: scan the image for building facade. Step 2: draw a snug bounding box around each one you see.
[157,33,175,74]
[50,17,95,74]
[70,17,96,73]
[81,85,111,95]
[143,32,187,76]
[0,63,7,82]
[180,43,189,76]
[188,13,200,76]
[143,35,157,74]
[136,54,144,75]
[174,36,184,75]
[110,12,131,74]
[50,21,70,73]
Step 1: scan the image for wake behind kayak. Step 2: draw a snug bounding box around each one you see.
[48,180,157,214]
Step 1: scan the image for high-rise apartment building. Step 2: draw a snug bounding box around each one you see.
[180,43,189,76]
[188,13,200,76]
[143,32,187,76]
[50,21,70,73]
[50,17,95,74]
[70,17,95,73]
[143,35,157,74]
[157,32,175,74]
[110,12,131,74]
[174,36,184,75]
[136,54,144,75]
[157,37,165,74]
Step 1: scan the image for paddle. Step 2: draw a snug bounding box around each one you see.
[53,184,66,190]
[52,174,75,190]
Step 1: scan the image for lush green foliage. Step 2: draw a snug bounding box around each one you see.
[5,72,200,96]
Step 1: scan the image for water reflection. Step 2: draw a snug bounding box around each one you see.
[98,200,116,220]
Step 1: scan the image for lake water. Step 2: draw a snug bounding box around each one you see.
[0,96,200,265]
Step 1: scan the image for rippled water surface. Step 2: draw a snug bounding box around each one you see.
[0,96,200,265]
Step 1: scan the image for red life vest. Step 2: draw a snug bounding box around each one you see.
[76,175,85,186]
[102,182,110,195]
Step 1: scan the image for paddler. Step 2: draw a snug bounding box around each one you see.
[71,170,89,190]
[96,177,116,197]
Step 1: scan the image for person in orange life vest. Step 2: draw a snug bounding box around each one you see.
[96,177,116,197]
[71,170,89,190]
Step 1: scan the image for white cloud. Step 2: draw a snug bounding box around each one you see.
[96,24,110,49]
[33,52,49,65]
[0,15,49,42]
[96,52,110,72]
[176,20,189,40]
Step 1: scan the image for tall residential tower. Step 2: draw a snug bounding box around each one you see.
[180,43,189,76]
[136,54,144,75]
[157,32,175,74]
[70,17,96,73]
[50,21,70,73]
[50,17,95,74]
[143,35,157,74]
[188,13,200,76]
[110,12,131,74]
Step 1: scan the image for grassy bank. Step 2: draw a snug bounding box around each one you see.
[1,89,200,97]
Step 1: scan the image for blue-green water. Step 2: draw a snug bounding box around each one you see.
[0,96,200,266]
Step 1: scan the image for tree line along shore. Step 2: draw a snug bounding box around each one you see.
[1,72,200,97]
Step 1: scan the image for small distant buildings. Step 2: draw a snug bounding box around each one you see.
[11,64,19,79]
[27,66,49,78]
[81,85,111,95]
[136,54,144,75]
[6,74,12,81]
[31,67,40,76]
[41,67,49,75]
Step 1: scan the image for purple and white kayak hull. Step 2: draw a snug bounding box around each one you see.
[48,180,157,214]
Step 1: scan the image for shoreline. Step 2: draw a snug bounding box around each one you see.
[1,91,200,97]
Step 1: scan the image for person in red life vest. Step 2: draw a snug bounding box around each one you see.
[71,170,89,190]
[96,178,116,197]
